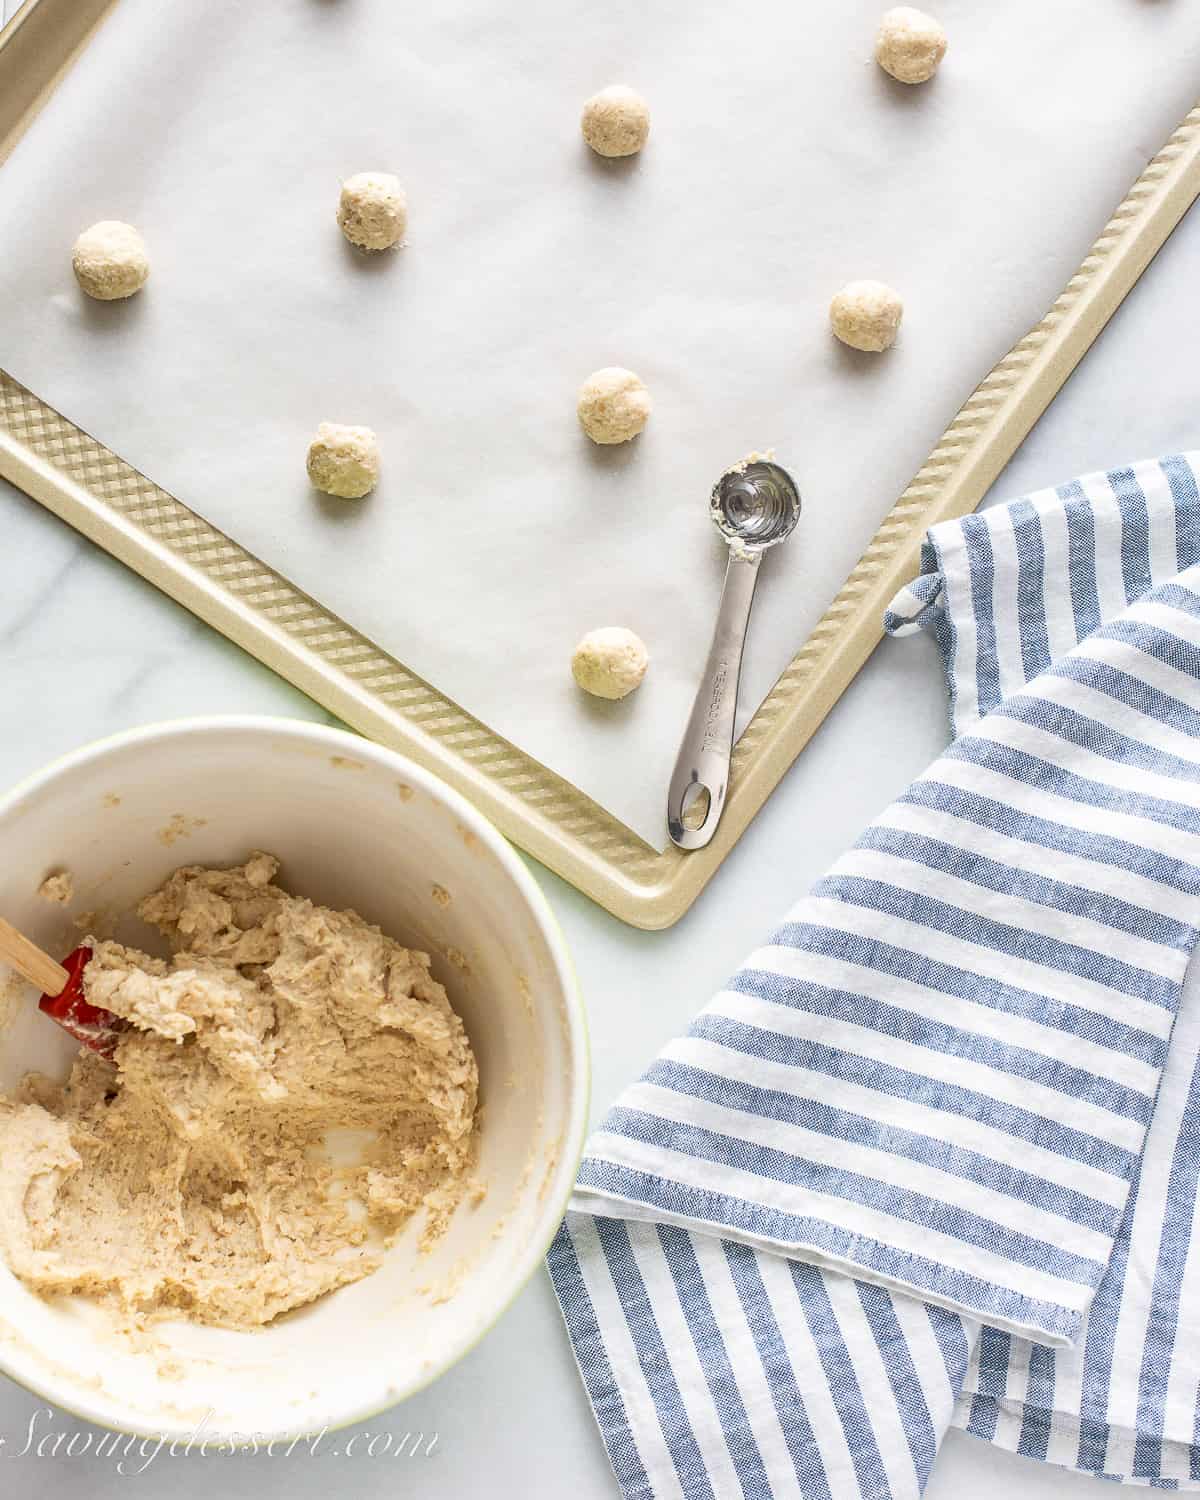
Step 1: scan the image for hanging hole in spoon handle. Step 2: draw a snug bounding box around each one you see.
[680,783,711,831]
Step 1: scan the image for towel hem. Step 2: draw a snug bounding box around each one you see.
[572,1162,1083,1348]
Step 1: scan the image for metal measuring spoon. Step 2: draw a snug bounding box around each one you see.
[667,458,801,850]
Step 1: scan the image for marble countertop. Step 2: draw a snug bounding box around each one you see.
[3,4,1200,1491]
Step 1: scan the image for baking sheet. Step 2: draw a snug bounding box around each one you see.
[0,1,1197,850]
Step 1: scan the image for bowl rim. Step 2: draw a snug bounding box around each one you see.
[0,713,590,1442]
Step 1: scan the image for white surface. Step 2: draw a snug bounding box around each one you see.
[0,719,586,1441]
[0,0,1198,847]
[1,2,1200,1496]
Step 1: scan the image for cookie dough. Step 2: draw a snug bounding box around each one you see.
[37,872,73,904]
[307,422,380,498]
[875,7,947,85]
[0,854,479,1328]
[580,86,651,158]
[71,221,149,301]
[577,367,651,444]
[337,172,407,251]
[830,280,904,352]
[572,627,649,700]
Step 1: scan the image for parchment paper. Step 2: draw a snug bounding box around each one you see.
[0,0,1196,848]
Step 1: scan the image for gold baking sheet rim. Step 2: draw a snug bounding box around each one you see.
[2,0,1200,930]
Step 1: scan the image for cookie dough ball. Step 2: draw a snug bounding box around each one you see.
[830,280,904,352]
[875,7,947,84]
[71,221,149,300]
[306,422,380,499]
[577,367,651,444]
[572,627,648,700]
[38,871,73,904]
[337,172,407,251]
[581,85,651,158]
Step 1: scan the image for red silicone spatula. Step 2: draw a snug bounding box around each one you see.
[0,917,125,1058]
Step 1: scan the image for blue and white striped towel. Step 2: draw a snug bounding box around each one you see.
[549,452,1200,1497]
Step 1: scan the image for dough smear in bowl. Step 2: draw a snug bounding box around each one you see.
[0,853,480,1328]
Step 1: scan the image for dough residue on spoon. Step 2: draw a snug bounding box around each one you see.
[0,853,479,1329]
[37,871,74,904]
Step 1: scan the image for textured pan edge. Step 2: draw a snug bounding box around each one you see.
[1,2,1198,927]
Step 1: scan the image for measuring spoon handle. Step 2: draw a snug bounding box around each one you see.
[667,549,761,850]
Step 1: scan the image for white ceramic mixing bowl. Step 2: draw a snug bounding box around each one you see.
[0,717,588,1440]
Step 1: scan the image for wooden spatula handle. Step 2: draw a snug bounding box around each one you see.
[0,917,69,996]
